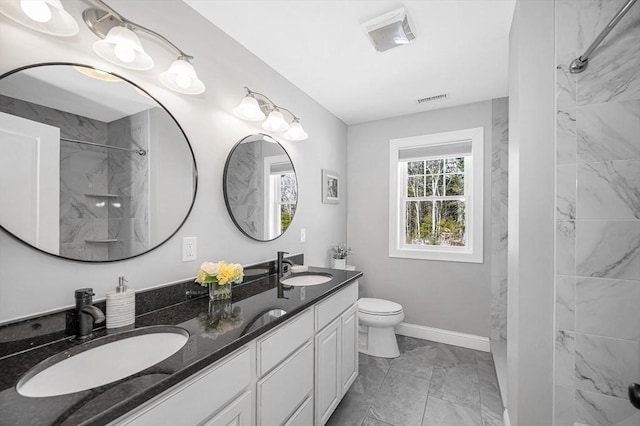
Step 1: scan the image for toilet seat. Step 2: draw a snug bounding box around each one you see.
[358,298,403,316]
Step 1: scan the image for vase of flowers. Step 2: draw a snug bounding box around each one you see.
[195,261,244,300]
[330,243,352,270]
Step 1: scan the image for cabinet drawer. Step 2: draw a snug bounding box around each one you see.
[257,341,313,426]
[202,391,251,426]
[257,308,313,376]
[118,347,251,426]
[315,281,358,331]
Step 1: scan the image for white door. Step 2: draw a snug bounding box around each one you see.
[341,304,358,394]
[315,317,341,426]
[0,112,59,253]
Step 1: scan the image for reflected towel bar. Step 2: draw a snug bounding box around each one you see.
[60,137,147,156]
[570,0,637,73]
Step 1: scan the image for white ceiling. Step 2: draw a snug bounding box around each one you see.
[184,0,516,125]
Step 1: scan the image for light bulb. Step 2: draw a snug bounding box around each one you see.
[233,96,265,121]
[262,110,290,132]
[175,73,192,89]
[283,120,309,141]
[114,42,135,63]
[159,58,205,95]
[20,0,51,23]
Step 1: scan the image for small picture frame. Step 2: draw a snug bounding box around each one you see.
[322,169,340,204]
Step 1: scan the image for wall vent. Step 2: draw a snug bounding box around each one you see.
[416,93,448,104]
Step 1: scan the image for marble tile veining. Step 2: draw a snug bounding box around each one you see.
[422,397,482,426]
[556,108,578,165]
[557,163,577,220]
[555,330,576,387]
[575,220,640,280]
[576,100,640,162]
[328,336,503,426]
[556,221,576,275]
[556,275,576,331]
[577,160,640,219]
[576,33,640,106]
[574,333,639,398]
[575,277,640,340]
[368,369,429,426]
[575,389,640,426]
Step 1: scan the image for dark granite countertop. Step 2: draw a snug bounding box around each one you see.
[0,266,362,426]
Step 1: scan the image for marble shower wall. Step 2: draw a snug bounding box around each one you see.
[490,97,509,342]
[553,1,640,425]
[0,95,110,260]
[107,111,150,259]
[225,141,264,238]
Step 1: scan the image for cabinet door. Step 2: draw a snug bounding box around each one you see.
[341,304,358,394]
[315,317,341,426]
[284,396,313,426]
[202,391,251,426]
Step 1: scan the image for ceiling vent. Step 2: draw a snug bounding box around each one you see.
[416,93,448,105]
[362,8,415,52]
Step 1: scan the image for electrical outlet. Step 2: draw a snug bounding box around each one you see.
[300,228,306,243]
[182,237,197,261]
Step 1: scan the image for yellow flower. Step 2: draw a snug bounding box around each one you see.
[216,262,235,285]
[195,260,244,287]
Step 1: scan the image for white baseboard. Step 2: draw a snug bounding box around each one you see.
[395,322,490,352]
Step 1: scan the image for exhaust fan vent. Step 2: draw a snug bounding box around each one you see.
[362,8,415,52]
[416,93,448,104]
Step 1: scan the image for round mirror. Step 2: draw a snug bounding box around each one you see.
[223,134,297,241]
[0,63,197,262]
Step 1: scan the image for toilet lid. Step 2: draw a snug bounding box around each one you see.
[358,298,403,315]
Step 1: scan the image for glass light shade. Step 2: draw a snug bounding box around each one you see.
[0,0,79,36]
[262,110,290,132]
[283,120,309,141]
[72,65,123,82]
[233,96,266,121]
[159,59,205,95]
[93,26,154,71]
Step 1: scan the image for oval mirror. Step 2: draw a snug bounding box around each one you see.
[223,134,297,241]
[0,63,197,262]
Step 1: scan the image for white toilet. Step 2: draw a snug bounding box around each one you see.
[358,298,404,358]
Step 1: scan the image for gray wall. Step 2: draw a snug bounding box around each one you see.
[553,0,640,425]
[507,1,555,424]
[347,99,499,337]
[0,0,348,322]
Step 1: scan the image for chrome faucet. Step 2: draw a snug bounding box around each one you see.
[276,251,293,278]
[75,288,105,341]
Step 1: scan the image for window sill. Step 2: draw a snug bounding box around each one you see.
[389,247,483,263]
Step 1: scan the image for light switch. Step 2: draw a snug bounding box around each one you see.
[300,228,306,243]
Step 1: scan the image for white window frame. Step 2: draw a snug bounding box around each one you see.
[389,127,484,263]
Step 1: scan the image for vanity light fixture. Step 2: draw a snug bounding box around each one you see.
[233,87,309,141]
[0,0,79,36]
[83,0,205,94]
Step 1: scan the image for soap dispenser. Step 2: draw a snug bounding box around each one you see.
[106,276,135,329]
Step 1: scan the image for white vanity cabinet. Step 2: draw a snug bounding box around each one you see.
[111,279,359,426]
[314,281,359,426]
[256,309,314,426]
[113,346,252,426]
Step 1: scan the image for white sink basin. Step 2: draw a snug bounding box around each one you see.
[17,326,189,398]
[280,273,333,286]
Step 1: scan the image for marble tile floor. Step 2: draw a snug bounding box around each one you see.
[327,335,504,426]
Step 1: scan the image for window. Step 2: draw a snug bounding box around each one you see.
[389,127,484,263]
[264,155,297,239]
